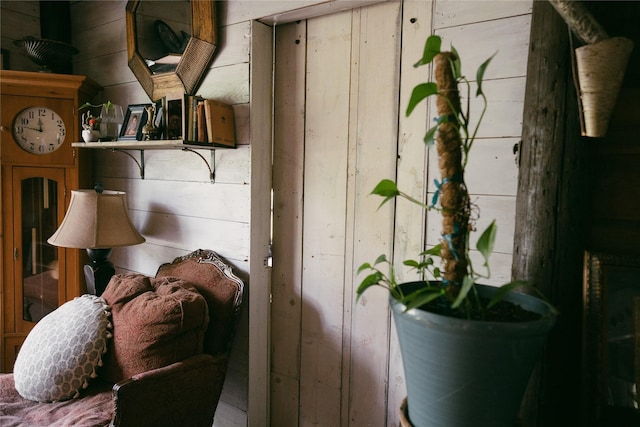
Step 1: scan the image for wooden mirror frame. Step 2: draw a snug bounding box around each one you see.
[583,251,640,425]
[126,0,217,101]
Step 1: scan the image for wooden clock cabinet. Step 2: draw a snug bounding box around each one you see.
[0,70,100,372]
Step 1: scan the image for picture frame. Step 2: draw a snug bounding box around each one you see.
[165,95,184,140]
[583,251,640,426]
[119,104,149,141]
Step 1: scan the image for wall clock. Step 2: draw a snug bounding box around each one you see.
[12,106,67,155]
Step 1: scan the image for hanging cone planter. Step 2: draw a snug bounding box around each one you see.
[548,0,634,138]
[575,37,634,138]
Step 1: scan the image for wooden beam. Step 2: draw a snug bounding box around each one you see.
[513,1,589,425]
[547,0,608,44]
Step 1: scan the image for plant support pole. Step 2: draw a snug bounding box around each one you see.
[434,52,470,294]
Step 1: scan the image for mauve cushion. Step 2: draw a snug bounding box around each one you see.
[99,274,209,383]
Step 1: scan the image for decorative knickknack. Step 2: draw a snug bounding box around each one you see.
[82,129,100,143]
[79,101,124,142]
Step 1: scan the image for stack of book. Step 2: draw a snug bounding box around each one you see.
[163,94,235,147]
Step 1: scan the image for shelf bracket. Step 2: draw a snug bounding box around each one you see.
[111,148,145,179]
[182,147,215,183]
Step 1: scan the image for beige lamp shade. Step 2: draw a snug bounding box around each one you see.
[48,190,145,249]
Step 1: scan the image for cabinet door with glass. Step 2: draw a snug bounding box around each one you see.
[2,167,67,371]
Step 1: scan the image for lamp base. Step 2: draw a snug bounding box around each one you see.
[84,248,115,296]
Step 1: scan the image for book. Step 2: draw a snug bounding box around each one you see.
[197,101,207,143]
[203,99,235,147]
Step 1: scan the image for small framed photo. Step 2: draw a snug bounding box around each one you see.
[119,104,149,140]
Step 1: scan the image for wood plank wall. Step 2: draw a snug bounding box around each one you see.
[2,1,535,425]
[271,1,533,425]
[0,1,41,72]
[68,1,256,424]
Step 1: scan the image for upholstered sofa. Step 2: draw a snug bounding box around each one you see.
[0,249,244,427]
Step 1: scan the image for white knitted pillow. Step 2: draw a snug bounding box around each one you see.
[13,294,112,402]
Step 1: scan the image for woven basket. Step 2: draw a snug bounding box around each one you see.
[575,37,634,138]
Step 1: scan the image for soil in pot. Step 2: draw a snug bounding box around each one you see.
[400,280,544,322]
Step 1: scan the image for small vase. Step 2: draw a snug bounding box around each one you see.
[99,104,124,141]
[82,129,100,143]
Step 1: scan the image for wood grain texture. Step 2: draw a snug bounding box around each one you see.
[348,2,402,425]
[513,1,586,425]
[270,19,306,427]
[247,20,273,427]
[298,10,352,426]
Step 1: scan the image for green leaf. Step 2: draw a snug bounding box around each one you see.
[371,179,400,208]
[413,35,441,68]
[403,288,444,311]
[486,280,528,309]
[451,275,474,309]
[450,45,462,79]
[475,52,496,97]
[357,262,372,274]
[423,124,438,146]
[403,259,421,268]
[406,82,438,117]
[356,272,384,297]
[421,244,442,257]
[476,220,497,267]
[374,254,388,265]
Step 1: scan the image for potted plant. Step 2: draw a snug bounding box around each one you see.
[357,35,557,427]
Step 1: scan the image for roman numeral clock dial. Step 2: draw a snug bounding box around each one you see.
[12,106,66,155]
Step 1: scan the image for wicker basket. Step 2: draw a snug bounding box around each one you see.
[575,37,634,138]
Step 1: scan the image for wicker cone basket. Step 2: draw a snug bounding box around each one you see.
[399,397,413,427]
[575,37,634,138]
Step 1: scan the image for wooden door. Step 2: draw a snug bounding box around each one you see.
[270,4,407,425]
[2,166,67,372]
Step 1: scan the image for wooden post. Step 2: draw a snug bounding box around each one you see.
[513,1,589,425]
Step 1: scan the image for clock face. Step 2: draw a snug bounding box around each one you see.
[12,106,67,155]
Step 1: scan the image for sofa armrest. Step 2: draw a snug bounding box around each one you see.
[111,353,229,427]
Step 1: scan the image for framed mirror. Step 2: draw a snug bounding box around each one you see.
[584,251,640,426]
[126,0,217,101]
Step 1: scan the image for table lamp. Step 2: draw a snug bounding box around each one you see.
[48,187,145,295]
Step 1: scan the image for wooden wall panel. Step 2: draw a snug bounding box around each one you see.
[271,2,533,426]
[271,19,306,427]
[64,2,256,425]
[387,1,433,421]
[348,3,402,425]
[425,4,531,293]
[1,0,536,425]
[434,0,532,28]
[299,10,352,426]
[0,1,41,72]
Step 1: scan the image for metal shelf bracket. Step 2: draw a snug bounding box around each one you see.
[182,147,216,183]
[111,148,145,179]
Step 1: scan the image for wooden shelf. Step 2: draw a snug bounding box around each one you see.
[72,140,230,182]
[71,139,230,150]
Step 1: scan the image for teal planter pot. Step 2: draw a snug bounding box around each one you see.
[391,282,556,427]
